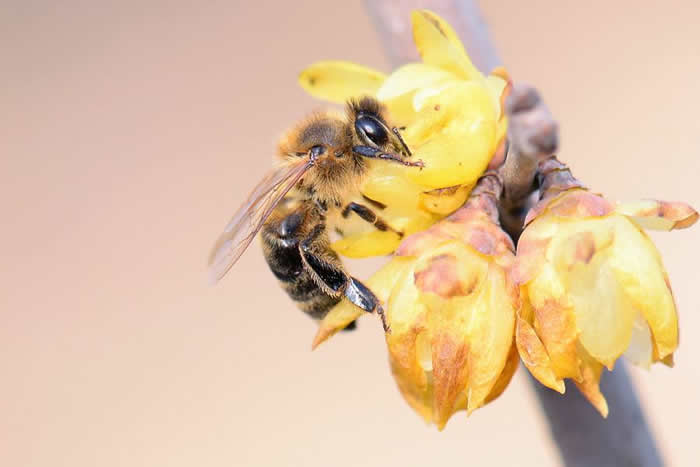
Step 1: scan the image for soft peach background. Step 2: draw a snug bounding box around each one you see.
[2,1,698,466]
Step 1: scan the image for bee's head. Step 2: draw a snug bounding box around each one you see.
[278,112,351,164]
[347,97,413,161]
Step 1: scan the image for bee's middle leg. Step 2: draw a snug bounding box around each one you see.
[300,224,390,332]
[341,202,403,237]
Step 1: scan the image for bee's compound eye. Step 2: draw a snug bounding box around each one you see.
[309,145,326,158]
[355,116,388,147]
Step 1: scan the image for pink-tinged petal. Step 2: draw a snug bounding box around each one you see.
[549,190,614,219]
[573,344,609,417]
[616,199,699,231]
[525,190,613,225]
[511,227,551,285]
[431,332,470,429]
[515,299,565,393]
[414,253,477,299]
[396,228,453,257]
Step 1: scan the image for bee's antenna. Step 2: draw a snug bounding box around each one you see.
[392,127,412,156]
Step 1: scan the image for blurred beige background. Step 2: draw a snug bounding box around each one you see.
[1,1,698,466]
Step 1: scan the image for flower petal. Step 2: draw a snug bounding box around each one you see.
[311,256,412,349]
[515,295,565,393]
[376,63,456,101]
[528,264,581,380]
[566,248,635,369]
[331,230,401,258]
[573,344,609,417]
[403,82,497,189]
[411,10,483,82]
[608,217,678,358]
[616,199,699,231]
[624,313,654,369]
[418,184,472,215]
[484,342,520,404]
[299,61,386,103]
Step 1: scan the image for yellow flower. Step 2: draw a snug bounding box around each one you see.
[513,182,698,417]
[314,176,518,429]
[298,10,511,258]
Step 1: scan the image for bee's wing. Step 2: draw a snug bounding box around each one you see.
[208,160,312,283]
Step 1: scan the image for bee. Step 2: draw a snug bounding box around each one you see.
[208,97,423,332]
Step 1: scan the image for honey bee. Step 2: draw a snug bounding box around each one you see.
[208,97,423,332]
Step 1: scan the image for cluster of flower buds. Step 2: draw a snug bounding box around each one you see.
[302,10,698,428]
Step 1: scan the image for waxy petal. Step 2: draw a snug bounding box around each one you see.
[515,299,565,393]
[312,257,413,349]
[331,230,401,258]
[376,63,456,101]
[411,10,483,82]
[607,218,678,358]
[528,264,581,380]
[403,82,497,189]
[419,184,472,215]
[573,344,609,417]
[299,61,386,103]
[616,199,699,231]
[623,314,654,369]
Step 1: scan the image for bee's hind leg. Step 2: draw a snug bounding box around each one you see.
[299,224,389,333]
[345,278,390,333]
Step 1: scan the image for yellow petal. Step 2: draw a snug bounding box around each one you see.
[608,217,678,358]
[573,344,609,417]
[385,261,433,419]
[463,261,517,414]
[403,82,497,189]
[311,256,412,349]
[376,63,456,101]
[528,264,581,380]
[566,249,635,368]
[299,61,386,104]
[411,10,484,82]
[484,342,520,404]
[418,184,472,215]
[360,161,425,212]
[624,313,654,369]
[515,293,565,393]
[486,73,509,120]
[331,230,401,258]
[615,199,699,231]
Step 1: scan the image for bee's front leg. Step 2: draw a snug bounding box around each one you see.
[299,224,389,332]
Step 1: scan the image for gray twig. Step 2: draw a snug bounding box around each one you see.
[364,1,664,465]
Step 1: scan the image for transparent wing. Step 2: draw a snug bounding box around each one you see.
[208,160,312,283]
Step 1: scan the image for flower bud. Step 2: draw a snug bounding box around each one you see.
[513,158,697,416]
[315,175,518,429]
